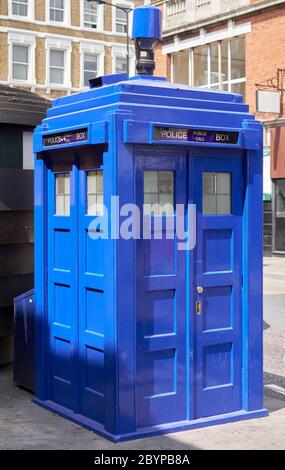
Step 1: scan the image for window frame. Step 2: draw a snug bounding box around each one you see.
[8,32,36,86]
[46,38,72,90]
[170,35,246,97]
[54,172,71,217]
[86,169,104,216]
[112,0,133,36]
[80,0,104,31]
[80,42,104,89]
[9,0,34,20]
[49,48,65,86]
[83,52,99,88]
[144,170,175,216]
[46,0,70,27]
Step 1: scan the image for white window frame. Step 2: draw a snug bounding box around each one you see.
[188,38,246,93]
[112,44,135,76]
[46,0,71,27]
[46,37,71,90]
[80,41,104,89]
[112,0,133,36]
[8,0,34,20]
[168,22,249,96]
[8,31,35,86]
[80,0,104,31]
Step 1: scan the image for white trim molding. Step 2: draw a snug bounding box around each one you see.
[45,36,72,91]
[162,20,251,54]
[8,30,36,88]
[8,0,35,21]
[79,41,105,89]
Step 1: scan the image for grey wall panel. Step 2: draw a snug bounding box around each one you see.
[0,243,34,275]
[0,169,34,211]
[0,211,33,244]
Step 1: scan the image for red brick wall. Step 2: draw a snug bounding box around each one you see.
[245,7,285,119]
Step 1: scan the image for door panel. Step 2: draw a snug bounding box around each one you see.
[47,156,105,421]
[136,152,187,428]
[78,168,105,423]
[47,167,77,410]
[193,155,243,418]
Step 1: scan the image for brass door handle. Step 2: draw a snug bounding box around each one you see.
[196,300,202,315]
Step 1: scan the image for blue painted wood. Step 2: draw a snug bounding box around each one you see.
[135,148,187,428]
[193,154,243,418]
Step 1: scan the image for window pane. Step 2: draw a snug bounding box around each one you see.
[221,40,228,83]
[55,173,70,216]
[203,172,215,195]
[210,43,219,85]
[144,171,158,194]
[159,194,174,214]
[12,63,28,80]
[231,36,245,80]
[173,50,189,85]
[84,54,97,71]
[50,68,64,84]
[217,195,231,214]
[87,171,103,216]
[216,173,230,194]
[231,81,245,98]
[12,0,28,16]
[84,0,98,28]
[159,171,173,194]
[50,50,64,67]
[203,172,231,215]
[115,57,127,74]
[13,44,28,63]
[144,171,174,215]
[193,45,208,86]
[276,179,285,217]
[203,195,216,214]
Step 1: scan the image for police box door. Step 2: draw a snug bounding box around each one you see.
[46,152,104,421]
[192,153,243,418]
[136,150,187,428]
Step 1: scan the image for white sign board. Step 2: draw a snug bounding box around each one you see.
[256,90,281,113]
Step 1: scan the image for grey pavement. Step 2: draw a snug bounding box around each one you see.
[0,256,284,450]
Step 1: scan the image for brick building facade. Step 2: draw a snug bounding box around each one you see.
[0,0,142,99]
[152,0,285,255]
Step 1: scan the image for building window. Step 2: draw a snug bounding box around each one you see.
[172,50,189,85]
[83,53,98,87]
[274,179,285,252]
[12,44,29,81]
[49,49,65,84]
[49,0,64,23]
[144,171,174,216]
[12,0,28,16]
[87,171,103,216]
[83,0,98,28]
[115,56,127,74]
[172,36,246,97]
[55,173,70,216]
[203,172,231,215]
[116,5,128,33]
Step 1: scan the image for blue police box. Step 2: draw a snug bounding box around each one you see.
[33,6,267,441]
